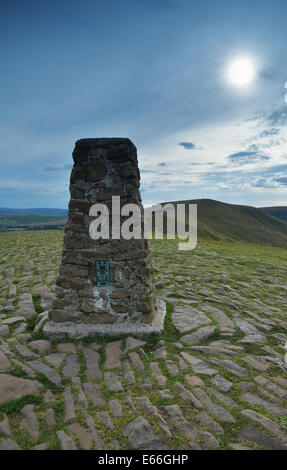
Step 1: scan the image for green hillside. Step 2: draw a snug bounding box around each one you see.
[260,206,287,223]
[159,198,287,248]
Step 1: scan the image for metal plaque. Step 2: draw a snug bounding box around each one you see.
[96,260,110,287]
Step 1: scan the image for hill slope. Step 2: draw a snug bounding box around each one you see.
[2,200,287,248]
[260,206,287,223]
[159,198,287,248]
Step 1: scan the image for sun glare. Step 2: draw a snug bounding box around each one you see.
[226,57,256,87]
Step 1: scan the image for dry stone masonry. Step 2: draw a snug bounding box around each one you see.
[44,138,166,339]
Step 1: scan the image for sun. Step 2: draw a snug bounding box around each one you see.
[226,56,256,87]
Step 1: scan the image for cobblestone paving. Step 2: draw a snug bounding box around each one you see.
[0,231,287,450]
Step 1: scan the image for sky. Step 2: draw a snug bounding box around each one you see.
[1,0,287,208]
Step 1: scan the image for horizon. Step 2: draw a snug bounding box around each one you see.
[1,197,287,211]
[1,1,287,208]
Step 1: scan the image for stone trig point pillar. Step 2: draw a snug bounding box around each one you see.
[44,138,166,339]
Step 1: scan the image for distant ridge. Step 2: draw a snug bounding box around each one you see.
[260,206,287,224]
[0,208,68,216]
[160,198,287,248]
[2,200,287,248]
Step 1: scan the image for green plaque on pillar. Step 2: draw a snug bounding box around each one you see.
[96,260,110,287]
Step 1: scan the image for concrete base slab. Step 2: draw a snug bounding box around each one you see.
[43,299,166,340]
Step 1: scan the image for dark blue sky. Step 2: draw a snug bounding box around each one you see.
[1,0,287,207]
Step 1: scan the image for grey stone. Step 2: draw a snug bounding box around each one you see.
[209,358,249,378]
[33,312,49,333]
[15,343,37,358]
[84,414,105,450]
[0,439,22,450]
[20,404,40,440]
[242,355,269,371]
[62,354,80,378]
[29,360,62,386]
[230,443,253,450]
[44,299,166,339]
[29,340,51,354]
[165,360,179,376]
[97,410,115,430]
[44,390,56,403]
[16,293,36,318]
[174,381,202,409]
[104,371,124,393]
[2,316,24,325]
[192,388,235,423]
[211,375,232,392]
[178,357,188,371]
[172,306,212,333]
[45,408,56,427]
[34,443,49,450]
[188,345,237,356]
[83,382,106,406]
[0,325,9,336]
[240,392,287,415]
[164,404,196,440]
[181,351,217,376]
[195,429,219,449]
[185,375,204,387]
[123,417,169,450]
[57,430,78,450]
[0,350,10,369]
[58,342,77,353]
[140,379,153,392]
[109,399,123,418]
[126,391,136,412]
[150,362,166,387]
[207,387,237,407]
[158,389,173,399]
[0,374,40,405]
[134,396,172,438]
[45,352,66,368]
[67,422,93,450]
[64,387,76,421]
[202,306,234,334]
[195,411,224,435]
[104,341,122,369]
[129,351,145,375]
[81,346,102,379]
[235,318,261,335]
[153,346,167,359]
[181,326,216,345]
[254,375,287,398]
[241,409,287,442]
[0,413,11,437]
[124,337,146,353]
[239,334,266,345]
[124,370,136,385]
[238,425,287,450]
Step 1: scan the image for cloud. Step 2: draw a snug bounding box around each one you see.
[227,151,270,164]
[263,163,287,174]
[252,177,277,188]
[43,164,72,172]
[265,105,287,126]
[258,128,280,138]
[273,176,287,186]
[178,142,197,150]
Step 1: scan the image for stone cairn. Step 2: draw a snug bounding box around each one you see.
[44,138,166,339]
